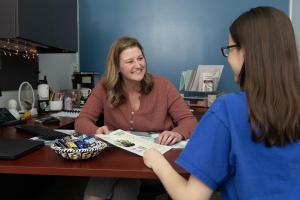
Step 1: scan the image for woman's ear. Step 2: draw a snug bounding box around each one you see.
[238,47,246,65]
[239,47,245,57]
[237,63,246,85]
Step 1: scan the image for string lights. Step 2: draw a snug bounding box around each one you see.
[0,38,41,60]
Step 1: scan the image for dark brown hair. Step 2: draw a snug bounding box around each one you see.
[102,36,153,107]
[230,7,300,146]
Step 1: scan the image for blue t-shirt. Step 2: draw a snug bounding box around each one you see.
[176,92,300,200]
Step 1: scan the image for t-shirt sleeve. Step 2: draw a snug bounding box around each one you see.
[176,98,232,190]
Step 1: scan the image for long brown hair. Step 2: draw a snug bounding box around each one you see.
[102,36,153,107]
[230,7,300,146]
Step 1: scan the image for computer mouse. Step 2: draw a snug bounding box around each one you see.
[42,117,60,125]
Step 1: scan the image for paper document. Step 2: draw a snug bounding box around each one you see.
[97,129,172,156]
[131,132,188,149]
[54,129,76,135]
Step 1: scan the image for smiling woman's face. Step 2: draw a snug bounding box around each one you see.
[119,47,146,84]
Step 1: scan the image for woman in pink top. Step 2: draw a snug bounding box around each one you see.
[76,37,197,200]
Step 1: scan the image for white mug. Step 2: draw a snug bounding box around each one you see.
[80,88,92,98]
[49,100,63,111]
[38,84,49,100]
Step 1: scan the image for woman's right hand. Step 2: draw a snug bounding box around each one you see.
[143,148,165,169]
[95,125,110,136]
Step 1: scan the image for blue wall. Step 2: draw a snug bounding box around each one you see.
[79,0,288,92]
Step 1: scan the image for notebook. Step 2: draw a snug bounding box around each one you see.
[0,139,44,160]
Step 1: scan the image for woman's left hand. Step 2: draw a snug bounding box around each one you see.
[157,131,183,145]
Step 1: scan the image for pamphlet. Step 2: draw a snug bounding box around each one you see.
[96,129,172,156]
[131,132,189,149]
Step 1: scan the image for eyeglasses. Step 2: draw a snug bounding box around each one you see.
[221,44,238,57]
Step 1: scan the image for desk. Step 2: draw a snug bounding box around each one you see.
[0,117,188,179]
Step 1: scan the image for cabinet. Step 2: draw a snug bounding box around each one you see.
[184,98,208,120]
[0,54,39,90]
[0,0,77,53]
[190,106,208,120]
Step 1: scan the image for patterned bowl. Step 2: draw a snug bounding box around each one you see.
[50,140,108,160]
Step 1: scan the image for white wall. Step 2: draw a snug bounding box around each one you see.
[38,53,79,91]
[291,0,300,56]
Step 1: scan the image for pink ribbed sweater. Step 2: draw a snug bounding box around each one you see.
[75,75,197,139]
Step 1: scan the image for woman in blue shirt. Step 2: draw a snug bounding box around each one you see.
[143,6,300,200]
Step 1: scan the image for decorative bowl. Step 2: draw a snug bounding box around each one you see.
[50,140,108,160]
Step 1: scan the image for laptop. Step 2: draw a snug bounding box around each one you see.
[0,139,44,160]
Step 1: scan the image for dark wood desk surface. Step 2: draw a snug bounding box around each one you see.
[0,117,188,179]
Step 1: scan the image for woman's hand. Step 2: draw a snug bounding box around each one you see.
[95,125,109,137]
[143,148,164,169]
[157,131,183,145]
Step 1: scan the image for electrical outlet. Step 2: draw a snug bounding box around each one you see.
[73,63,79,72]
